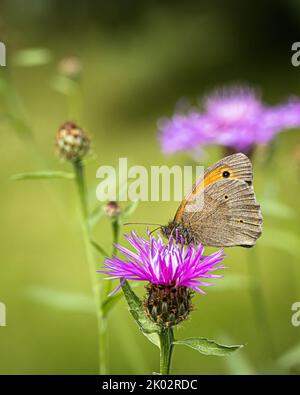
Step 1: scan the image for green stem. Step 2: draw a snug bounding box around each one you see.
[66,77,83,122]
[159,327,174,375]
[112,218,120,256]
[73,159,108,375]
[246,249,275,361]
[105,218,120,297]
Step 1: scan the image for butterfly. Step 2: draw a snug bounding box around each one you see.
[161,153,262,247]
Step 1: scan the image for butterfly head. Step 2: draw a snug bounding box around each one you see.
[161,220,195,245]
[160,221,175,239]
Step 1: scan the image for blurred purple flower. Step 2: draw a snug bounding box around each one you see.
[263,99,300,132]
[158,113,214,154]
[98,231,225,295]
[203,87,264,151]
[159,85,300,154]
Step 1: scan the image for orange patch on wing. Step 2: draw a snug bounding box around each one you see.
[204,165,232,187]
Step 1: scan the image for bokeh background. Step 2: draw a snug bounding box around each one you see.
[0,0,300,374]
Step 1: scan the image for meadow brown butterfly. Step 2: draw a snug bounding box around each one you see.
[161,153,262,247]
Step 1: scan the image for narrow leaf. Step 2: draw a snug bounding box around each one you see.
[260,180,296,222]
[260,199,296,220]
[173,337,243,356]
[102,292,124,316]
[13,48,52,67]
[277,341,300,370]
[89,204,105,228]
[5,113,33,136]
[121,280,160,347]
[102,282,140,316]
[51,75,78,96]
[260,227,300,258]
[122,200,139,219]
[209,274,256,292]
[220,334,256,374]
[26,287,94,314]
[12,171,74,181]
[90,240,109,257]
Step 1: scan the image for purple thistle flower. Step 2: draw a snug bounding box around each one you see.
[158,113,214,154]
[203,86,264,151]
[159,85,300,155]
[204,86,262,126]
[98,231,225,295]
[263,98,300,133]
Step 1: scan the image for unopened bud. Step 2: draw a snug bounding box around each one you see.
[58,56,82,79]
[55,121,90,161]
[103,201,121,218]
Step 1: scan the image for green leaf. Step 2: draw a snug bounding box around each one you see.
[277,341,300,370]
[173,337,244,357]
[102,282,141,316]
[118,200,140,227]
[224,350,256,374]
[90,240,109,257]
[122,200,140,219]
[260,199,296,220]
[102,292,124,316]
[26,287,94,314]
[4,113,33,136]
[260,227,300,258]
[121,280,160,347]
[219,334,256,374]
[89,204,105,228]
[209,274,257,292]
[11,171,75,181]
[13,48,52,67]
[51,75,78,96]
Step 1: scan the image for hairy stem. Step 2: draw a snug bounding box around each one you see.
[105,218,120,297]
[159,327,174,375]
[73,159,108,374]
[112,218,120,256]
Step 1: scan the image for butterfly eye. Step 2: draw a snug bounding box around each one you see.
[222,170,230,178]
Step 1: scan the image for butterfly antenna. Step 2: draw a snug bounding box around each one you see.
[124,222,163,227]
[149,226,163,236]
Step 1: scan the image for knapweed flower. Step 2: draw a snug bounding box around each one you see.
[202,86,265,152]
[159,85,300,155]
[158,113,215,154]
[98,231,225,327]
[56,121,90,161]
[263,98,300,133]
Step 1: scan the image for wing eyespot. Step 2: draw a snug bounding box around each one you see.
[222,170,230,178]
[224,195,228,199]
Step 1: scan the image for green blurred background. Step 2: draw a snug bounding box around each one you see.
[0,0,300,374]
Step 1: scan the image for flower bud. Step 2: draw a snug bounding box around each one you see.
[103,201,121,218]
[58,56,82,79]
[144,283,193,328]
[55,121,90,161]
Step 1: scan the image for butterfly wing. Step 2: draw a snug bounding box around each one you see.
[203,152,253,185]
[180,178,262,247]
[174,153,253,222]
